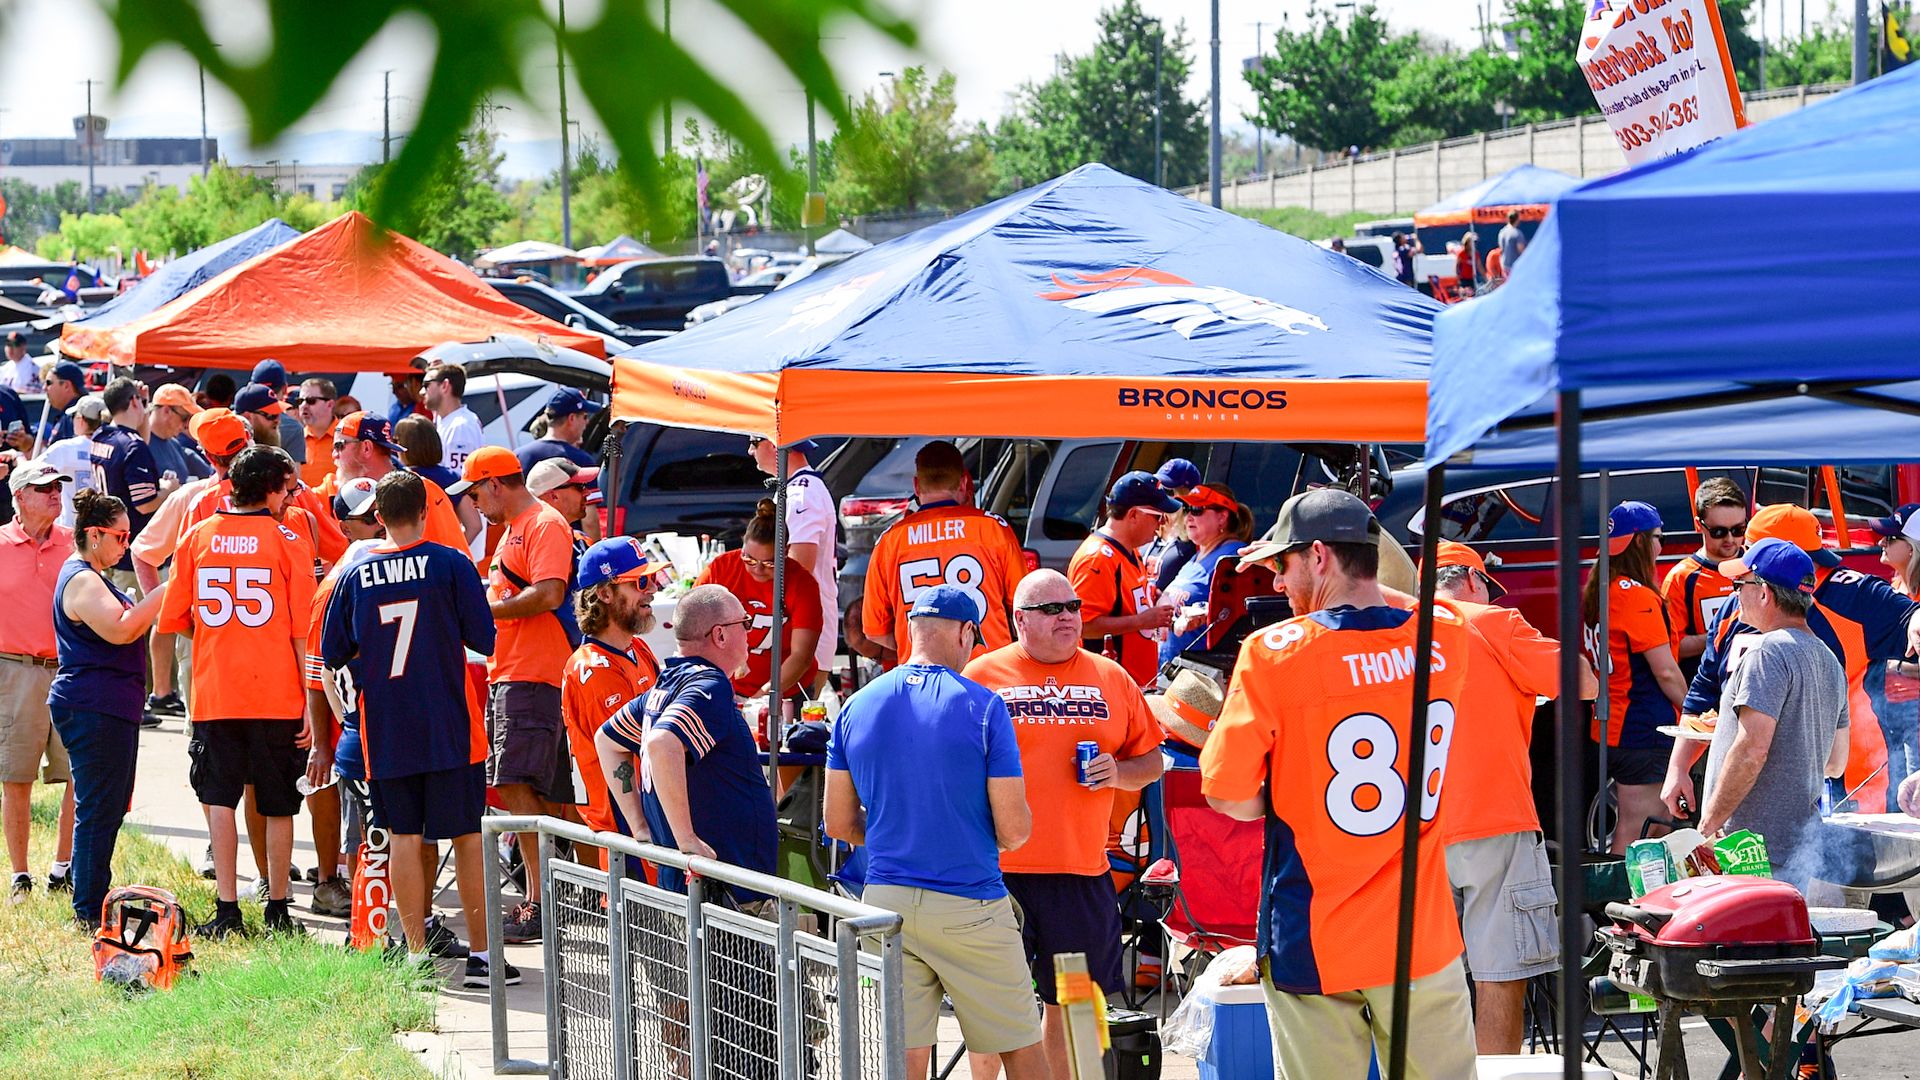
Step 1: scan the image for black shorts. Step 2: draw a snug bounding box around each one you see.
[1609,744,1672,786]
[1004,871,1125,1005]
[486,681,568,800]
[188,719,305,816]
[371,764,486,841]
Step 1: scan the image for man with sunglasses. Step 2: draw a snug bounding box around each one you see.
[333,412,466,551]
[0,460,76,902]
[960,569,1162,1080]
[527,457,603,544]
[294,378,339,491]
[1069,471,1180,687]
[422,363,481,472]
[1661,477,1749,681]
[561,539,663,857]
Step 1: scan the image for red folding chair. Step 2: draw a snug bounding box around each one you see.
[1140,759,1263,1008]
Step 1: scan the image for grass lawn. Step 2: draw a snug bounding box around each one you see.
[0,792,437,1078]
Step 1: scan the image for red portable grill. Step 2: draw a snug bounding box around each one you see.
[1594,875,1847,1079]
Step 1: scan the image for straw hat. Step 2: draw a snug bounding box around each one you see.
[1147,668,1226,748]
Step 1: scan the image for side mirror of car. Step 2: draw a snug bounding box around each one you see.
[563,313,587,329]
[607,282,626,299]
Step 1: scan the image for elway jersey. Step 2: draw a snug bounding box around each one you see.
[863,500,1027,663]
[320,540,496,780]
[158,509,316,722]
[1199,601,1470,996]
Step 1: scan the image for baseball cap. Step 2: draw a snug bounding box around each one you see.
[1746,503,1842,567]
[334,411,405,454]
[1155,458,1202,491]
[908,583,981,628]
[189,408,249,456]
[4,331,23,347]
[545,388,603,419]
[151,383,201,415]
[1239,488,1382,566]
[1108,471,1182,514]
[527,457,595,497]
[1720,537,1816,594]
[1182,484,1238,514]
[578,537,666,590]
[74,394,110,425]
[1430,539,1506,600]
[234,382,284,416]
[446,445,523,496]
[1606,500,1662,556]
[250,358,288,391]
[8,458,71,493]
[49,360,86,388]
[332,476,380,521]
[1869,503,1920,539]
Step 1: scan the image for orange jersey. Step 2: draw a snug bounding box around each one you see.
[158,510,316,722]
[1200,601,1470,995]
[695,551,822,696]
[1068,531,1159,687]
[560,637,660,836]
[182,478,347,567]
[1443,602,1560,844]
[962,643,1161,876]
[487,500,576,686]
[300,431,335,490]
[1661,553,1737,649]
[862,502,1027,663]
[1583,575,1677,748]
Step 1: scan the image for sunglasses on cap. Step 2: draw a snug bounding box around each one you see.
[1018,599,1083,616]
[1702,522,1748,540]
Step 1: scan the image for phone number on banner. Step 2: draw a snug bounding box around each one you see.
[1610,95,1703,154]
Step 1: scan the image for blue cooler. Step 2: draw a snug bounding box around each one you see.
[1197,983,1381,1080]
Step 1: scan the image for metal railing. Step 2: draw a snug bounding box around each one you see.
[482,815,908,1080]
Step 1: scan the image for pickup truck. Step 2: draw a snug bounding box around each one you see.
[568,257,773,331]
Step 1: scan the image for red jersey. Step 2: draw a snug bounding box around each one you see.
[1068,531,1159,687]
[862,502,1027,663]
[1443,602,1560,844]
[560,637,660,837]
[695,551,822,697]
[158,510,316,722]
[1583,575,1677,748]
[1201,601,1470,995]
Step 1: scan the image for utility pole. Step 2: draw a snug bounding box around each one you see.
[199,65,210,176]
[556,0,573,249]
[1855,0,1871,82]
[383,70,392,163]
[1253,21,1265,176]
[85,78,95,213]
[1154,26,1164,187]
[663,0,673,152]
[1759,0,1768,91]
[1209,0,1221,207]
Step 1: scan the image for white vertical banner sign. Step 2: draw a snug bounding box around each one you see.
[1578,0,1749,166]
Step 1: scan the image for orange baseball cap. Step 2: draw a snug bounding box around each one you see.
[1427,540,1506,600]
[446,445,522,496]
[1182,484,1239,514]
[188,408,249,457]
[1746,503,1841,566]
[150,383,201,414]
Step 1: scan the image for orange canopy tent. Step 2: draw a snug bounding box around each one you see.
[61,211,607,372]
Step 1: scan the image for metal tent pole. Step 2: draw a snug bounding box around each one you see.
[1596,470,1610,847]
[768,446,789,787]
[1388,464,1445,1080]
[1554,390,1587,1080]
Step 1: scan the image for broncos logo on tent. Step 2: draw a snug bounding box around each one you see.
[1038,267,1329,339]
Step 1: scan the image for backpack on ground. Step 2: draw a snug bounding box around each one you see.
[93,885,194,990]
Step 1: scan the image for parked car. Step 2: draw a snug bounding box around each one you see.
[605,424,869,546]
[484,277,668,348]
[569,257,745,330]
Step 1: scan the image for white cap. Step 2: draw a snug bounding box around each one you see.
[527,457,584,498]
[333,476,379,520]
[8,458,72,493]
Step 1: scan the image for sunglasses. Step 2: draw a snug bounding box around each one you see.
[709,616,753,638]
[1018,599,1084,616]
[562,482,594,493]
[298,396,335,406]
[740,552,775,571]
[1702,523,1748,540]
[26,481,63,494]
[91,527,129,543]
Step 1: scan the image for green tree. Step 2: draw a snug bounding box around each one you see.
[1,180,127,249]
[993,0,1208,190]
[1768,17,1868,85]
[352,125,512,260]
[35,212,131,261]
[1373,46,1506,146]
[826,68,993,215]
[1245,4,1419,153]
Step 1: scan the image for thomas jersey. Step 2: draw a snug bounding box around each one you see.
[863,502,1027,663]
[320,540,496,779]
[1200,602,1470,995]
[560,638,660,834]
[695,551,823,696]
[1584,576,1677,748]
[158,510,316,722]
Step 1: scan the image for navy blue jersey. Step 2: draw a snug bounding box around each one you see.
[90,422,159,566]
[515,437,595,473]
[321,539,495,779]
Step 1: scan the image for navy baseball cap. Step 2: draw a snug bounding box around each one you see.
[1720,538,1816,594]
[1108,471,1182,514]
[49,360,85,388]
[1869,503,1920,538]
[250,358,288,390]
[578,537,665,589]
[334,411,405,454]
[234,382,285,416]
[1606,500,1662,555]
[546,388,603,419]
[1155,458,1202,490]
[908,584,981,627]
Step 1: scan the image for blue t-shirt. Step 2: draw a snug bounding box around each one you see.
[89,422,160,566]
[33,403,73,450]
[1159,540,1246,664]
[828,663,1023,900]
[601,655,777,899]
[321,540,496,780]
[515,437,596,473]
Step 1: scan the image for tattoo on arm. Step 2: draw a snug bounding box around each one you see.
[614,759,634,793]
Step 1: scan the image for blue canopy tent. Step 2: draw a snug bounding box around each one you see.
[70,218,302,331]
[1412,163,1583,254]
[1409,64,1920,1078]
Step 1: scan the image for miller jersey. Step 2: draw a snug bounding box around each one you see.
[1200,602,1470,995]
[863,501,1027,663]
[320,540,496,780]
[159,510,317,722]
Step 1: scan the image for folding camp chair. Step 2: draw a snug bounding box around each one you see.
[1139,751,1263,1014]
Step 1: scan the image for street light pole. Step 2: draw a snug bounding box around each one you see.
[199,65,209,177]
[85,78,95,213]
[1854,0,1870,83]
[556,0,572,249]
[1148,18,1164,187]
[1253,21,1264,176]
[1209,0,1222,207]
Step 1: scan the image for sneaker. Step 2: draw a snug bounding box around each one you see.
[464,954,522,988]
[8,874,30,904]
[47,869,71,893]
[199,843,215,880]
[145,692,186,716]
[310,876,352,918]
[425,914,470,959]
[263,904,303,936]
[500,900,542,944]
[247,876,270,901]
[139,710,163,729]
[195,908,250,940]
[304,866,321,884]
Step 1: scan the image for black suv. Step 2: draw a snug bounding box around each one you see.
[569,258,743,331]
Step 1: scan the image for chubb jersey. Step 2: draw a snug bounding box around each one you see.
[863,501,1027,663]
[159,510,317,722]
[1201,602,1470,995]
[320,540,496,779]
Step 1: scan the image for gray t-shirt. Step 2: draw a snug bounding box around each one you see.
[1498,224,1526,270]
[1705,626,1848,892]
